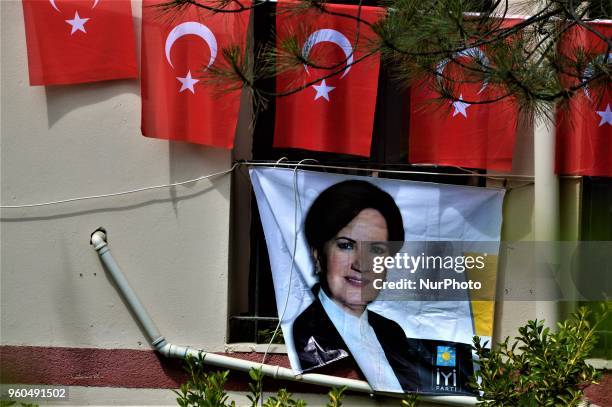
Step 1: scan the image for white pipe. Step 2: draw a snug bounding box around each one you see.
[90,228,476,406]
[533,105,560,324]
[90,228,166,349]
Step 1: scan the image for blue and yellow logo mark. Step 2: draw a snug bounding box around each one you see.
[436,346,456,367]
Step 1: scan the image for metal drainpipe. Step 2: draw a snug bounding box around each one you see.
[90,228,477,406]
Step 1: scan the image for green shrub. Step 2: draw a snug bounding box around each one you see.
[175,353,346,407]
[175,353,236,407]
[470,305,609,406]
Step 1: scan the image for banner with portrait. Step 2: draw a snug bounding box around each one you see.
[250,167,505,395]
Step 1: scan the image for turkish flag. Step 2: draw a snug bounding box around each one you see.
[556,22,612,177]
[273,1,384,157]
[141,1,250,147]
[22,0,137,86]
[409,21,523,171]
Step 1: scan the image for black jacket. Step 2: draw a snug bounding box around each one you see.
[292,291,475,395]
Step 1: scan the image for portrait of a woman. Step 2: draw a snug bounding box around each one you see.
[292,180,475,394]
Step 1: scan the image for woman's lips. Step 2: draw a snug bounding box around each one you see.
[344,276,369,287]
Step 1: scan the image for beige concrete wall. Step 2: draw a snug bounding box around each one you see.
[488,178,583,342]
[491,180,538,342]
[1,0,232,352]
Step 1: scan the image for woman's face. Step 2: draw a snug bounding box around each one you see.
[321,208,390,313]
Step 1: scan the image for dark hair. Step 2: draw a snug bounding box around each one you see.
[304,180,405,267]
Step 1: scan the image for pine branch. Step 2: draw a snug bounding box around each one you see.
[156,0,267,14]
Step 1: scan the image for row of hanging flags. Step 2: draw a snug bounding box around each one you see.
[21,0,611,176]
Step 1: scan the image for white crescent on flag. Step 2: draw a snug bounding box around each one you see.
[302,29,354,79]
[165,21,218,69]
[436,47,490,94]
[49,0,100,12]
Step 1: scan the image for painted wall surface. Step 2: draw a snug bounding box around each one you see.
[489,178,583,342]
[1,0,232,352]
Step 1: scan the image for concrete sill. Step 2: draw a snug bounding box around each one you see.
[586,358,612,370]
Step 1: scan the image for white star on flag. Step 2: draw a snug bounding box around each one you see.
[65,11,90,35]
[596,104,612,127]
[176,71,199,94]
[312,79,335,102]
[452,94,470,118]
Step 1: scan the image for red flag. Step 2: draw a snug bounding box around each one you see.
[408,21,523,171]
[274,2,384,157]
[556,22,612,177]
[141,1,250,147]
[22,0,137,86]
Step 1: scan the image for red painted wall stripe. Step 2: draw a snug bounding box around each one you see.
[0,345,358,392]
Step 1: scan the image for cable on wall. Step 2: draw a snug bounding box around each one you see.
[0,163,240,209]
[0,160,544,210]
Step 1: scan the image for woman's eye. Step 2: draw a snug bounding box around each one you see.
[336,241,354,250]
